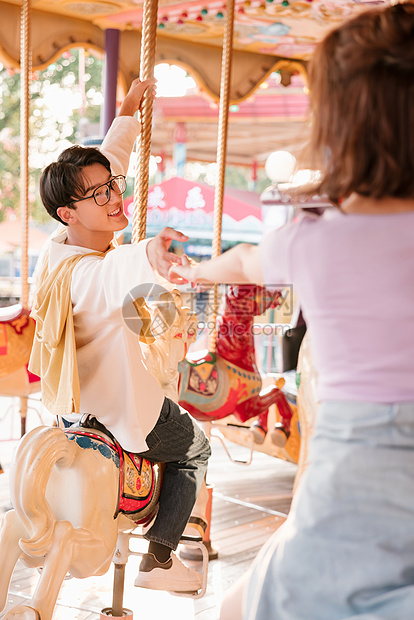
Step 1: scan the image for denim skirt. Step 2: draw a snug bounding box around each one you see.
[244,401,414,620]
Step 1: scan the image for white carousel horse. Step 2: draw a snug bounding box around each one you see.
[0,290,201,620]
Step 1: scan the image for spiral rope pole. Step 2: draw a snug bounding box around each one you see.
[131,0,159,244]
[20,0,31,308]
[208,0,236,352]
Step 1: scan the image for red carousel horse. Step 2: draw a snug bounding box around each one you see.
[178,284,293,446]
[0,305,34,378]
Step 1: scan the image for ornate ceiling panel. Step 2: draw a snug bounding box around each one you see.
[2,1,392,59]
[0,0,309,100]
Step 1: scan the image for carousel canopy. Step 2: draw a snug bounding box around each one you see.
[151,74,310,164]
[0,1,392,101]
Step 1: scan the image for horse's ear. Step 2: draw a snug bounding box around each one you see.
[152,299,176,335]
[170,289,183,309]
[271,290,283,309]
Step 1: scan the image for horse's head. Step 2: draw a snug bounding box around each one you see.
[150,290,197,355]
[144,289,197,401]
[224,285,282,319]
[168,290,198,360]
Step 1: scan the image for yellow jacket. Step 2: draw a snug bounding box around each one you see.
[29,251,105,415]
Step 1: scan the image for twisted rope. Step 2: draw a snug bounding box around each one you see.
[20,0,31,308]
[208,0,236,352]
[131,0,159,244]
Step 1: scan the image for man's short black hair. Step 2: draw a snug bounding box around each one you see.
[40,145,112,225]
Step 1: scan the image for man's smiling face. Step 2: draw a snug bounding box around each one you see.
[69,163,129,234]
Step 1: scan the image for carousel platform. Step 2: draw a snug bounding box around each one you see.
[0,395,296,620]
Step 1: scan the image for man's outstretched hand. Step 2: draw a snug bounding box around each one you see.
[146,227,189,280]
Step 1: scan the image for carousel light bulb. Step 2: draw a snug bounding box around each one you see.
[265,150,296,184]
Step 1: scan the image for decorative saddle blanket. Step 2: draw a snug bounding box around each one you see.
[64,420,160,522]
[179,351,262,414]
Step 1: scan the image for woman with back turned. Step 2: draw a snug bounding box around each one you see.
[169,3,414,618]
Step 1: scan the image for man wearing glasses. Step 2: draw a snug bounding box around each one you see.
[29,78,211,593]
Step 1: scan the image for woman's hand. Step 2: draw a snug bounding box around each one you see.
[169,243,263,287]
[168,255,212,287]
[146,227,188,280]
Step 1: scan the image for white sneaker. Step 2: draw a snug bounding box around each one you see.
[134,552,202,593]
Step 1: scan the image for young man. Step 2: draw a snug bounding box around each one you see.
[29,78,211,593]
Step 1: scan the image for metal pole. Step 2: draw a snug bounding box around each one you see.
[112,563,126,617]
[20,0,31,308]
[131,0,159,244]
[208,0,236,352]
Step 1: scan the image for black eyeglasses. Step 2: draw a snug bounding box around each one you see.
[73,175,127,207]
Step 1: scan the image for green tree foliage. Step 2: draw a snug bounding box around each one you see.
[0,69,21,222]
[0,49,103,224]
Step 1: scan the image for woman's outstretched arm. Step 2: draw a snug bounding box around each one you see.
[168,242,264,286]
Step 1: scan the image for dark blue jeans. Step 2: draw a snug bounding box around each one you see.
[135,397,211,550]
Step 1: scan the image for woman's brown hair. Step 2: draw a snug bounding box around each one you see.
[307,2,414,203]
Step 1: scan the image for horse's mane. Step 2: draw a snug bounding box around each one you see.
[216,285,282,371]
